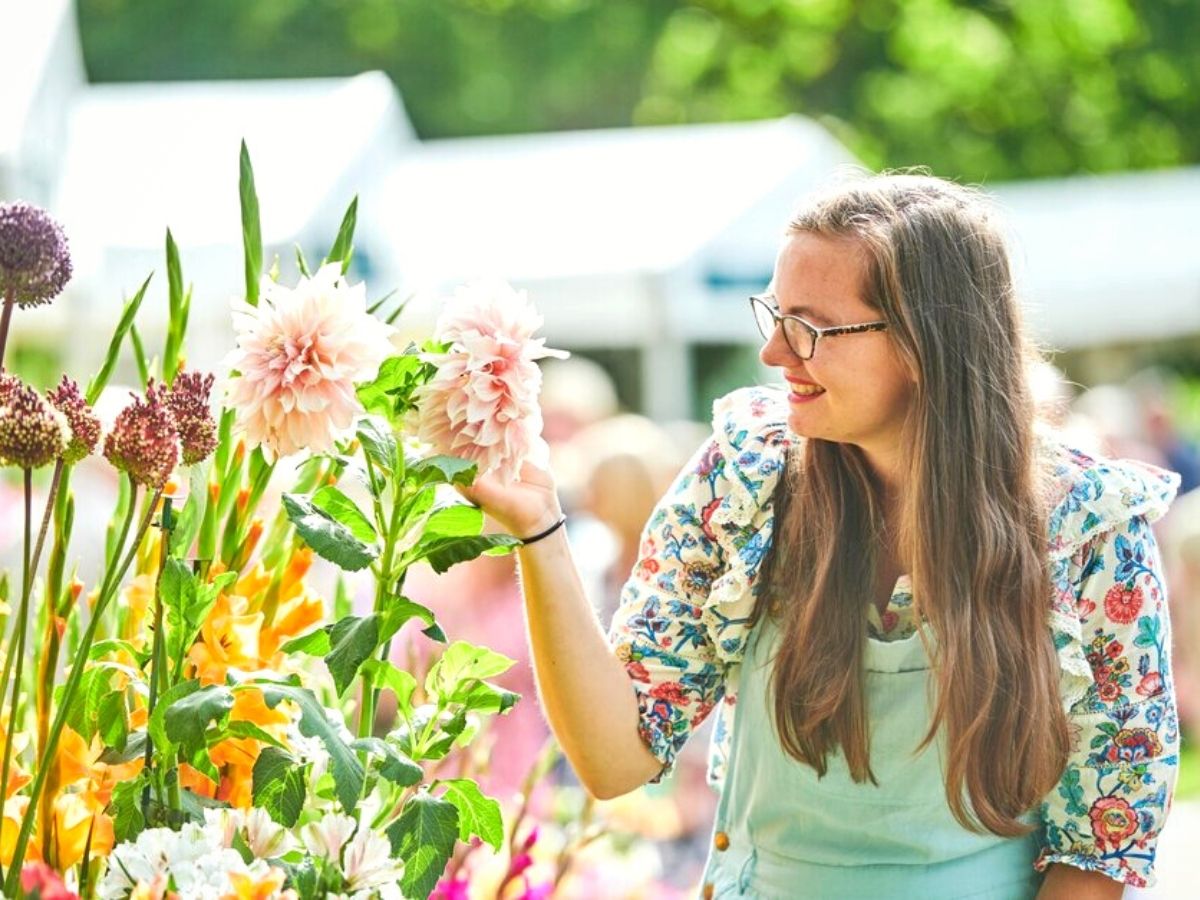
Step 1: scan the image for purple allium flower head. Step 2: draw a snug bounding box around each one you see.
[0,375,67,469]
[0,201,72,308]
[47,375,101,464]
[103,380,180,488]
[166,370,217,465]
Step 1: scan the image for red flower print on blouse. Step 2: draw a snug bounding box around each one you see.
[649,681,691,707]
[700,497,722,543]
[1089,797,1140,850]
[638,556,660,576]
[1101,727,1163,765]
[1136,672,1164,698]
[626,660,651,683]
[1104,583,1144,624]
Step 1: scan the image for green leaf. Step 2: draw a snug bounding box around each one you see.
[99,730,147,765]
[164,562,236,676]
[129,323,149,387]
[360,660,419,719]
[86,274,152,405]
[325,196,358,274]
[409,455,478,488]
[220,719,287,750]
[281,628,332,657]
[164,683,235,751]
[109,775,147,843]
[459,680,520,715]
[240,140,263,307]
[355,354,434,421]
[386,793,459,900]
[311,485,377,544]
[163,228,186,385]
[254,681,364,813]
[252,746,307,827]
[350,737,423,787]
[325,615,381,697]
[424,505,483,538]
[98,690,129,751]
[283,493,378,572]
[417,534,521,575]
[426,641,515,701]
[439,779,503,850]
[380,595,445,644]
[294,243,311,278]
[356,418,399,477]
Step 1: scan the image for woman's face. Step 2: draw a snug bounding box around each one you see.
[759,232,916,465]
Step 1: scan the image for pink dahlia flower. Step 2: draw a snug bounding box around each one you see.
[416,280,567,483]
[225,264,395,459]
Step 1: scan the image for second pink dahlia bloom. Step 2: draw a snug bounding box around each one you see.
[416,280,567,483]
[226,264,395,459]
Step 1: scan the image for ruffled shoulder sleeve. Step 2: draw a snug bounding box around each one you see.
[605,385,790,781]
[1040,437,1181,712]
[701,385,792,660]
[1036,438,1182,887]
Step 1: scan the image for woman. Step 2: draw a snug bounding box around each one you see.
[466,174,1180,898]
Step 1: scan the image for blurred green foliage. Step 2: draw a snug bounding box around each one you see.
[78,0,1199,181]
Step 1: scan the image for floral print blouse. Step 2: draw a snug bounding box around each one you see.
[607,385,1181,888]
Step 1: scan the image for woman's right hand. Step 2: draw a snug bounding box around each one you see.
[458,460,564,539]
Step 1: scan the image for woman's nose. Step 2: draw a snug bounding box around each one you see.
[759,325,797,368]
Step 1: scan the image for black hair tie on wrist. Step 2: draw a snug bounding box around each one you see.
[520,515,567,546]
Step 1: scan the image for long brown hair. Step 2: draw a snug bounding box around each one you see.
[755,173,1070,836]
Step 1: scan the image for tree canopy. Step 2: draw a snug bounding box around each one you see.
[78,0,1198,181]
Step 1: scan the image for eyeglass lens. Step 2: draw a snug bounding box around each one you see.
[752,300,813,358]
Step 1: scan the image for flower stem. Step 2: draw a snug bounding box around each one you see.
[4,480,160,892]
[0,469,33,846]
[0,292,15,370]
[142,497,174,802]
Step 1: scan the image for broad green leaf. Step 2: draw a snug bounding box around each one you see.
[360,660,419,718]
[86,274,152,405]
[148,679,202,757]
[439,779,503,850]
[417,534,520,574]
[325,614,381,697]
[164,684,235,751]
[98,690,129,751]
[424,505,483,538]
[350,737,423,787]
[408,455,478,488]
[381,595,445,644]
[325,195,358,273]
[312,485,377,544]
[109,775,147,843]
[458,680,520,715]
[386,793,459,900]
[427,641,515,701]
[281,628,332,657]
[252,746,307,827]
[240,140,263,307]
[254,681,364,813]
[220,719,287,750]
[99,730,147,765]
[283,493,377,572]
[164,563,236,676]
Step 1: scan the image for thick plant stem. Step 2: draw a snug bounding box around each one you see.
[0,293,15,370]
[142,497,174,808]
[0,469,33,848]
[4,480,160,892]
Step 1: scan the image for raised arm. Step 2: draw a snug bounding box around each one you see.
[463,462,663,799]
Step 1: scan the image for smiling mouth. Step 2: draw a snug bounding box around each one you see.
[789,383,825,397]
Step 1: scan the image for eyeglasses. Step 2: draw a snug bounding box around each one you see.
[749,294,888,360]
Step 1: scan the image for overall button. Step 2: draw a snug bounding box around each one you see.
[702,883,715,899]
[713,831,730,852]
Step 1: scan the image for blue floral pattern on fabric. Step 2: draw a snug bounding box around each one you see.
[606,385,1180,888]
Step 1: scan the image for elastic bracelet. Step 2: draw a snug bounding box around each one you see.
[520,515,567,546]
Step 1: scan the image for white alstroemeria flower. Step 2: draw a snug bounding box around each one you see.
[342,826,402,891]
[244,806,294,858]
[203,806,246,848]
[302,811,358,861]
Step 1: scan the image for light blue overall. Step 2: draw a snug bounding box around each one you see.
[700,615,1044,899]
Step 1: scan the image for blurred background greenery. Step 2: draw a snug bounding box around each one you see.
[77,0,1199,184]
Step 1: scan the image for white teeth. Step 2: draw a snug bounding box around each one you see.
[791,384,825,396]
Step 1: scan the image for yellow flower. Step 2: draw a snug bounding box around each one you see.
[222,866,295,900]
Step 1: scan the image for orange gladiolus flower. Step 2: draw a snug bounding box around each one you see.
[222,866,295,900]
[188,592,263,685]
